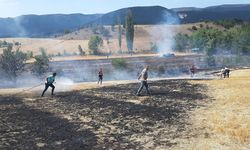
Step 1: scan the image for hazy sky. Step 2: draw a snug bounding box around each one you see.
[0,0,249,18]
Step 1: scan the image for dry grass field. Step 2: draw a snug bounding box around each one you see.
[179,69,250,149]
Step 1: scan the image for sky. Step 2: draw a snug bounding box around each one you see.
[0,0,249,18]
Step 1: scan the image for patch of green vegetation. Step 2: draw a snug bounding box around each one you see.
[173,24,250,56]
[88,35,103,55]
[111,58,127,69]
[0,45,27,81]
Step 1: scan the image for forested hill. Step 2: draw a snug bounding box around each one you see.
[172,4,250,23]
[0,4,250,37]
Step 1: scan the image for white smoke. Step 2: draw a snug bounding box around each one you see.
[150,11,180,56]
[14,16,28,37]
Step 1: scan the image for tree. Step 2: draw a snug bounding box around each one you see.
[234,25,250,54]
[88,36,103,55]
[78,45,85,56]
[117,17,122,52]
[32,48,50,76]
[190,28,223,55]
[125,10,134,55]
[174,33,190,52]
[0,45,27,82]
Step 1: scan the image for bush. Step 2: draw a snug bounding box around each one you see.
[32,48,50,76]
[112,58,127,69]
[192,26,198,30]
[0,45,27,81]
[214,19,243,29]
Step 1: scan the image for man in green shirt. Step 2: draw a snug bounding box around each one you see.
[41,73,56,97]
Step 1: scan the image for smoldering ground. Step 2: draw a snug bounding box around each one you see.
[0,79,210,149]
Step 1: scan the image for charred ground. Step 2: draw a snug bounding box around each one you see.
[0,80,209,149]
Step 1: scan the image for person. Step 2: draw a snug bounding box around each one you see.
[190,65,196,77]
[41,73,56,97]
[224,67,230,78]
[98,68,103,85]
[136,66,150,96]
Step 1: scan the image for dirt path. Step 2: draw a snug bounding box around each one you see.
[0,79,209,149]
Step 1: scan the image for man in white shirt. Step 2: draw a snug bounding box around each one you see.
[136,66,150,96]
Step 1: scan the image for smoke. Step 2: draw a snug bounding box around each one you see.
[150,11,180,56]
[14,16,28,37]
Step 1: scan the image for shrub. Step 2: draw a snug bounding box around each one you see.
[32,48,50,76]
[112,58,127,69]
[0,45,27,81]
[192,26,198,30]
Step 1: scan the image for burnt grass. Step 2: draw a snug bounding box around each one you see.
[0,80,209,150]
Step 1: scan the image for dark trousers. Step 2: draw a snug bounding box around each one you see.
[98,75,103,85]
[226,70,230,78]
[41,83,55,96]
[137,81,150,94]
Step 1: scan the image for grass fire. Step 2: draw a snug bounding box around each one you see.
[0,1,250,149]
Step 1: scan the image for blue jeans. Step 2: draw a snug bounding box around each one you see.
[137,81,150,94]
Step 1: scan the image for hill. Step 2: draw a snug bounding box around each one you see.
[87,6,179,25]
[0,14,101,37]
[1,4,250,37]
[173,4,250,23]
[0,6,178,38]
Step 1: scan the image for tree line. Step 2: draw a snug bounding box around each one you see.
[174,21,250,56]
